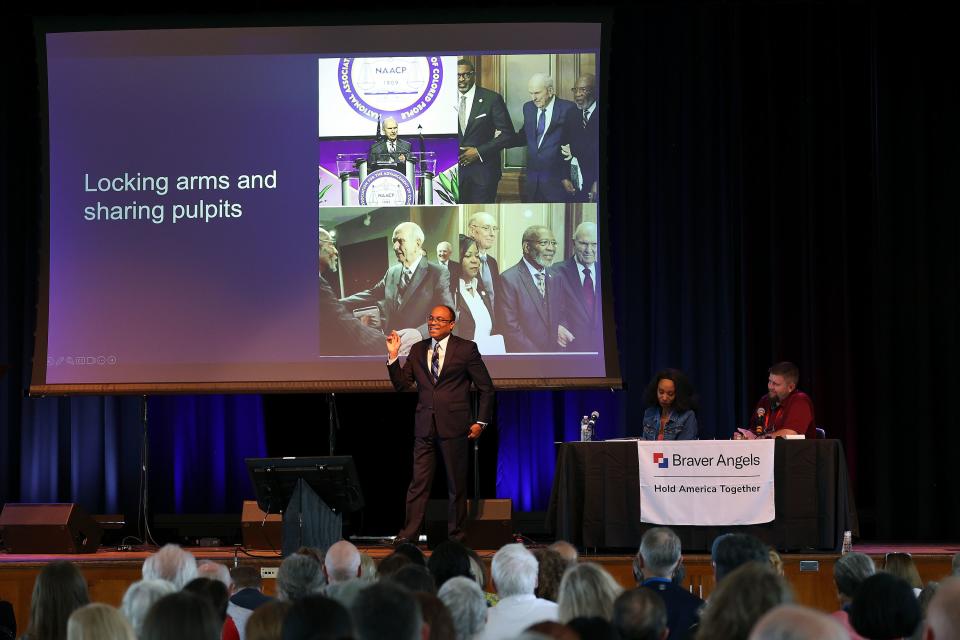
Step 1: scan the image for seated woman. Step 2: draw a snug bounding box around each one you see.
[641,368,699,440]
[453,234,502,352]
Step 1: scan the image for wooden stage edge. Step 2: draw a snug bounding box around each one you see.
[2,544,958,630]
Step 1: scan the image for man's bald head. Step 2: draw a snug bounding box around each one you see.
[324,540,361,584]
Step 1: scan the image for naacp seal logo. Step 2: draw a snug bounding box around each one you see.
[358,169,415,206]
[339,57,443,122]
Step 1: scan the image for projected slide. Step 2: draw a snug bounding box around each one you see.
[34,23,612,391]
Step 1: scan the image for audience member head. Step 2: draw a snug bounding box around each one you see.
[183,577,229,623]
[196,561,232,588]
[883,552,922,590]
[952,552,960,576]
[849,573,921,640]
[695,563,792,640]
[359,552,377,582]
[437,576,486,640]
[768,550,784,576]
[637,527,682,581]
[711,533,770,582]
[245,600,293,640]
[919,581,940,618]
[1,600,15,640]
[324,540,362,584]
[141,591,221,640]
[533,548,568,601]
[642,369,699,414]
[491,543,539,598]
[833,552,876,605]
[393,542,427,567]
[465,546,490,591]
[67,603,135,640]
[549,540,579,564]
[526,621,581,640]
[612,588,668,640]
[428,540,474,589]
[414,592,456,640]
[924,577,960,640]
[748,604,848,640]
[229,565,263,593]
[351,582,422,640]
[376,552,413,579]
[142,543,198,589]
[281,594,352,640]
[557,562,624,623]
[276,552,325,601]
[26,560,90,640]
[120,579,176,637]
[295,546,325,565]
[388,564,437,595]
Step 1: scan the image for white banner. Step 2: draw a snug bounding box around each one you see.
[637,440,775,526]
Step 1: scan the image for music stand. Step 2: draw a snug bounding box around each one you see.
[245,456,364,556]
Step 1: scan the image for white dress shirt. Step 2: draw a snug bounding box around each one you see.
[476,594,558,640]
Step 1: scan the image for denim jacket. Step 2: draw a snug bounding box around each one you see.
[641,407,698,440]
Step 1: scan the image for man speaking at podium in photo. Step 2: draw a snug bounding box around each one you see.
[386,304,495,546]
[368,117,412,169]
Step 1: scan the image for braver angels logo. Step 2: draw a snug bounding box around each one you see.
[339,57,443,122]
[653,452,669,469]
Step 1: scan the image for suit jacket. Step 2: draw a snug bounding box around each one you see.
[641,580,703,640]
[367,137,413,169]
[319,272,385,355]
[459,86,515,186]
[387,334,495,439]
[517,98,578,202]
[341,260,453,339]
[498,259,566,353]
[550,257,602,352]
[570,104,600,198]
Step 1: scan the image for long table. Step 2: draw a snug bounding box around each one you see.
[546,439,858,552]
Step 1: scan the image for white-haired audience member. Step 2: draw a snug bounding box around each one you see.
[120,579,176,637]
[636,526,703,640]
[924,577,960,640]
[830,552,875,639]
[476,543,558,640]
[276,552,325,601]
[67,603,136,640]
[437,576,487,640]
[749,604,848,640]
[557,562,624,623]
[226,566,273,640]
[548,540,579,564]
[141,543,198,589]
[197,561,232,588]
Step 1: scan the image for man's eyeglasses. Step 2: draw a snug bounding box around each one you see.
[427,316,453,324]
[471,224,498,233]
[457,72,475,79]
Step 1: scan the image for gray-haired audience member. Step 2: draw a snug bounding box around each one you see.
[437,576,487,640]
[830,552,875,636]
[276,552,325,601]
[695,563,792,640]
[197,561,232,588]
[351,582,422,640]
[710,533,770,583]
[924,577,960,640]
[549,540,579,564]
[477,543,558,640]
[141,591,221,640]
[141,543,198,589]
[849,573,921,640]
[748,604,848,640]
[557,562,624,623]
[121,579,176,637]
[613,588,669,640]
[636,527,703,640]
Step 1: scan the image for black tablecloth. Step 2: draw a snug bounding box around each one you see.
[546,439,858,552]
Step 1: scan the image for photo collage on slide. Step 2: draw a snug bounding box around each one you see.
[317,53,601,358]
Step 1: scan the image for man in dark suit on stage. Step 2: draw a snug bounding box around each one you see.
[386,304,495,545]
[511,73,579,202]
[550,221,602,353]
[635,527,703,640]
[367,117,412,169]
[498,225,573,352]
[341,221,453,340]
[456,59,515,204]
[318,227,388,355]
[565,74,600,203]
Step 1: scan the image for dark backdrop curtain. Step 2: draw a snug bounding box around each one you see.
[2,3,959,541]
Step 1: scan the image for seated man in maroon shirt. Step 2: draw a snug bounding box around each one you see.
[747,361,815,438]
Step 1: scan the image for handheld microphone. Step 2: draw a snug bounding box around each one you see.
[588,410,599,429]
[755,407,766,435]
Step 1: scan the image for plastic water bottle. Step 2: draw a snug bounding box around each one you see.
[580,416,592,442]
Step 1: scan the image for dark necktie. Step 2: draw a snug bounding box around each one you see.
[459,94,467,133]
[536,108,546,145]
[582,267,596,316]
[398,268,412,303]
[534,271,545,298]
[431,342,441,383]
[389,141,396,155]
[582,107,590,128]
